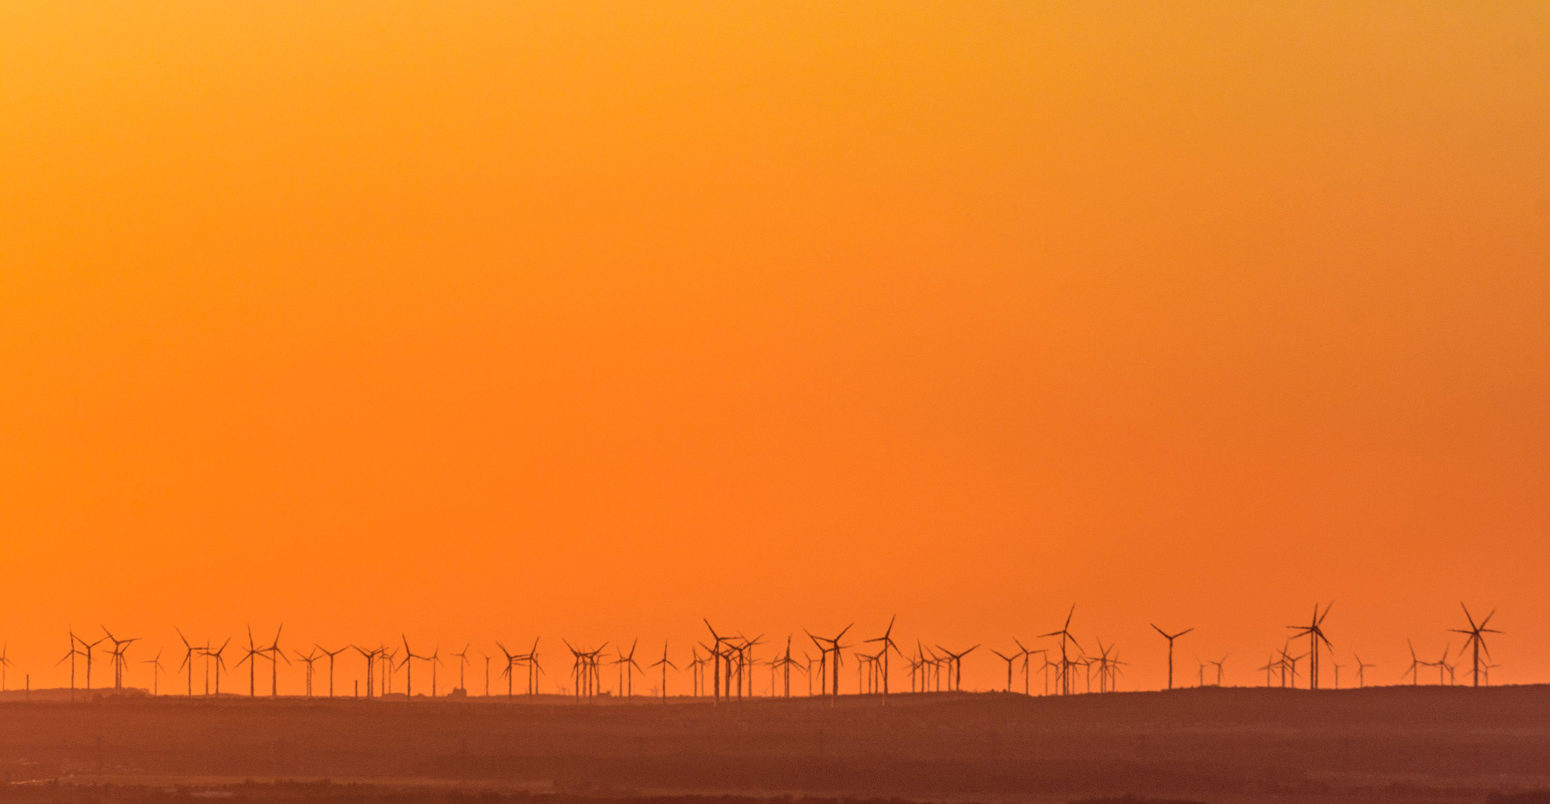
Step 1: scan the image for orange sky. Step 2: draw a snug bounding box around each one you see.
[2,2,1548,695]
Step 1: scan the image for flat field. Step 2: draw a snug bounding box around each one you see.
[2,686,1548,803]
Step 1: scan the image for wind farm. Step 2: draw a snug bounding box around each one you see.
[0,605,1527,701]
[0,607,1547,803]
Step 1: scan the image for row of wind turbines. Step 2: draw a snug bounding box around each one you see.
[26,603,1502,703]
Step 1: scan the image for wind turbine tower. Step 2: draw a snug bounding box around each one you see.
[1149,623,1193,691]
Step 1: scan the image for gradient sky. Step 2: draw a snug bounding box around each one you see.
[2,2,1547,694]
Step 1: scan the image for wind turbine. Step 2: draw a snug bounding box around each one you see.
[73,631,104,693]
[991,648,1018,692]
[863,615,903,702]
[175,628,204,696]
[773,636,806,698]
[1401,639,1422,686]
[615,639,642,697]
[101,627,138,691]
[1090,642,1110,693]
[726,637,745,700]
[1094,641,1124,693]
[350,644,381,698]
[688,647,704,696]
[1208,654,1227,687]
[0,645,12,692]
[1077,655,1095,693]
[856,648,881,693]
[1041,605,1081,695]
[206,638,232,695]
[1026,645,1050,695]
[703,620,729,705]
[650,640,677,700]
[935,644,978,692]
[562,641,582,699]
[1450,603,1501,688]
[1041,654,1061,694]
[57,637,81,702]
[400,636,435,698]
[236,627,263,697]
[1278,646,1306,689]
[452,643,471,693]
[294,648,318,697]
[523,638,543,695]
[140,648,164,695]
[264,625,288,697]
[380,645,396,696]
[496,641,521,698]
[1257,655,1277,687]
[561,639,607,700]
[1104,648,1128,692]
[806,624,851,706]
[921,643,947,692]
[1286,603,1333,690]
[316,645,347,696]
[1013,639,1045,695]
[589,643,607,698]
[1149,623,1193,691]
[738,634,764,698]
[1354,654,1375,688]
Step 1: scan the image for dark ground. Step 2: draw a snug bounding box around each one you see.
[3,686,1549,803]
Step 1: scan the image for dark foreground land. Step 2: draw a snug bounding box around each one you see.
[3,686,1550,803]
